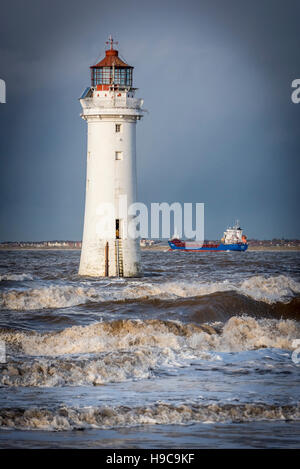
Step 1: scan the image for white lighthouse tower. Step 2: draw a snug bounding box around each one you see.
[79,36,144,277]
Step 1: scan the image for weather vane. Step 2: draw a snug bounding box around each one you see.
[106,35,118,50]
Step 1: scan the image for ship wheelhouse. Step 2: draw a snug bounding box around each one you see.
[223,221,245,244]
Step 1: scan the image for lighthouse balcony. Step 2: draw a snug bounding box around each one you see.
[81,96,143,110]
[80,96,145,118]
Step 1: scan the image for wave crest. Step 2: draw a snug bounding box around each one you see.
[0,285,99,310]
[0,402,299,430]
[1,317,299,358]
[240,275,300,304]
[0,275,299,311]
[0,273,33,282]
[0,349,159,387]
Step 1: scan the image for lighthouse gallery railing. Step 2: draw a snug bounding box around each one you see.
[81,97,144,110]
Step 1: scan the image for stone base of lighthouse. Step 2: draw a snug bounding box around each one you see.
[79,238,142,277]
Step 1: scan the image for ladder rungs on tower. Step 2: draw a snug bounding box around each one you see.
[115,239,124,277]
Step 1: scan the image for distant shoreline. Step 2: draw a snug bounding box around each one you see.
[0,246,299,252]
[142,246,300,252]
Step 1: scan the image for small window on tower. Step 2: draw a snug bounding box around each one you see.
[115,151,123,160]
[115,124,122,133]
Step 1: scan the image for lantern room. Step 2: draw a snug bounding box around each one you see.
[90,36,133,91]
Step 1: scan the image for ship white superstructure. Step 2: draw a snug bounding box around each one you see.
[223,221,244,244]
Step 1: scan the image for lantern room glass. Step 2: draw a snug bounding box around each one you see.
[92,67,132,87]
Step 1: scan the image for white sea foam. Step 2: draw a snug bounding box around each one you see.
[207,316,300,352]
[0,275,299,310]
[0,402,299,430]
[132,275,300,304]
[1,317,299,358]
[0,285,99,310]
[239,275,300,304]
[0,349,161,387]
[0,273,33,282]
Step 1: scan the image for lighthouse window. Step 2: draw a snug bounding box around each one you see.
[115,68,133,87]
[103,67,113,84]
[92,68,111,86]
[126,69,132,86]
[120,69,126,85]
[115,151,123,160]
[92,67,113,85]
[115,124,121,133]
[92,67,133,87]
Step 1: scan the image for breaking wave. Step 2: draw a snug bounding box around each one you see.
[0,349,159,387]
[0,273,33,282]
[239,275,300,304]
[0,319,216,357]
[0,402,299,430]
[0,275,299,311]
[0,285,99,310]
[1,317,299,360]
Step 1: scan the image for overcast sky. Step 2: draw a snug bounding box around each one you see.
[0,0,299,241]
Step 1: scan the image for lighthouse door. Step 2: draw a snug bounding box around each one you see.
[116,219,121,239]
[115,219,124,239]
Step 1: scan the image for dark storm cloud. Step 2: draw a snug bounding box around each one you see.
[0,0,299,240]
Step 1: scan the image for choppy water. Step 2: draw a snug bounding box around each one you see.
[0,249,299,448]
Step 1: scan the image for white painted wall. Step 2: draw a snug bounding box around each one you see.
[79,91,143,277]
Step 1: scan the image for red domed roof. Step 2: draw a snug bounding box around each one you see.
[91,48,133,69]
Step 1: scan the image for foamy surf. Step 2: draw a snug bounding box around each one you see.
[0,250,299,448]
[0,285,99,310]
[0,350,159,387]
[0,275,299,311]
[0,402,299,431]
[1,317,299,359]
[239,275,300,304]
[0,273,33,282]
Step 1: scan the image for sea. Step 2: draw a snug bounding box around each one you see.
[0,249,299,449]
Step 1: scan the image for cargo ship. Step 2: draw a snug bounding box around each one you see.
[168,221,248,252]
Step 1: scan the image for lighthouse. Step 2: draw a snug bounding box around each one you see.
[79,36,144,277]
